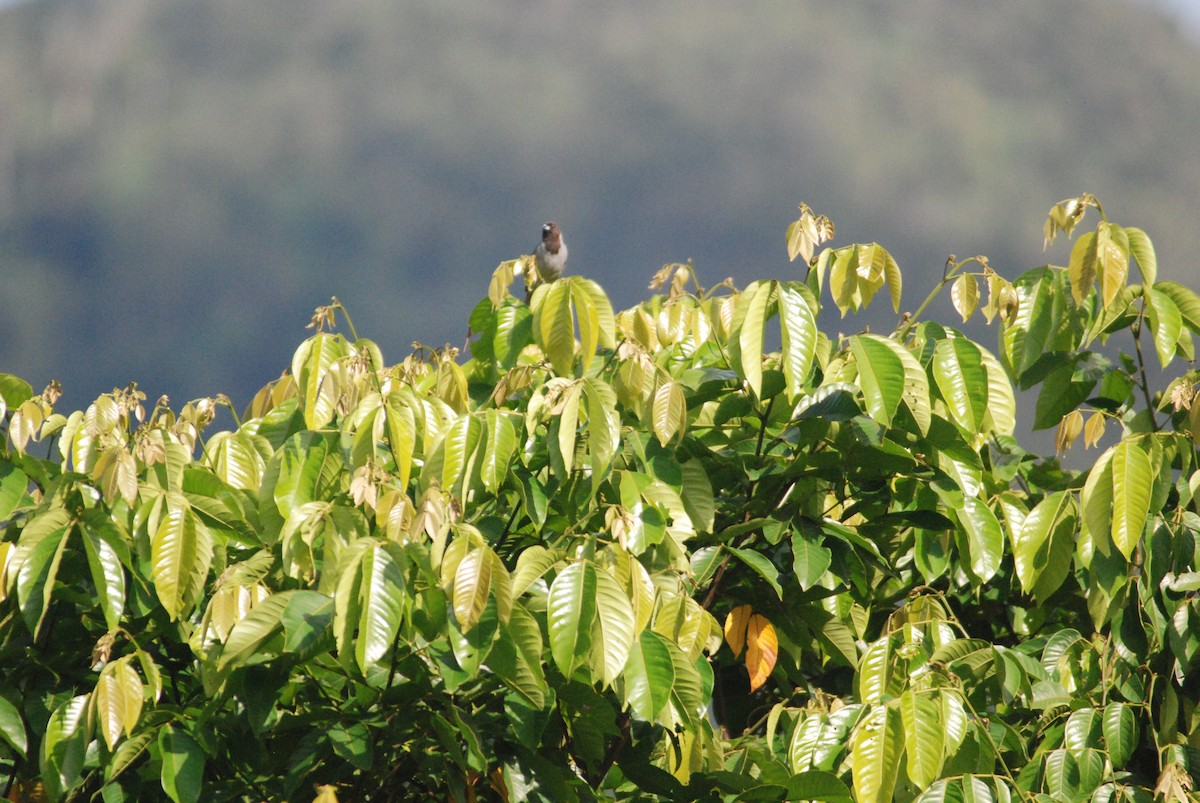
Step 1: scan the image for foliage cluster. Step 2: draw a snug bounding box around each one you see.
[5,0,1200,410]
[3,196,1200,801]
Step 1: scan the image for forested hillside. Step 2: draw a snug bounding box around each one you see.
[1,0,1198,412]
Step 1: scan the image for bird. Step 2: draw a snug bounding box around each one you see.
[526,221,567,301]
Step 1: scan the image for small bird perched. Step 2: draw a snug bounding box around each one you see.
[526,221,567,301]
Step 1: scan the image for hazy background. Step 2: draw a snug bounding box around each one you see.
[2,0,1199,435]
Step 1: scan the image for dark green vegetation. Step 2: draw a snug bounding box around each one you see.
[3,196,1200,800]
[2,0,1200,410]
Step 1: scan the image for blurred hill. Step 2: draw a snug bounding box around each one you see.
[1,0,1199,416]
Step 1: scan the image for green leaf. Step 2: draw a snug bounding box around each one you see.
[1111,438,1152,560]
[1144,285,1183,367]
[1068,231,1099,304]
[1102,702,1137,767]
[555,380,583,475]
[81,518,127,631]
[785,771,852,803]
[489,603,547,707]
[932,338,988,435]
[17,522,70,639]
[592,564,637,688]
[333,540,407,673]
[151,502,213,621]
[791,530,832,591]
[536,280,576,376]
[900,690,944,787]
[1156,280,1200,335]
[95,658,143,751]
[292,332,349,429]
[850,334,905,427]
[216,591,294,674]
[726,545,782,600]
[547,561,597,679]
[957,497,1004,584]
[0,372,34,409]
[1124,227,1157,286]
[0,462,28,523]
[452,546,493,632]
[679,458,715,534]
[851,705,904,803]
[570,277,617,374]
[778,281,818,401]
[432,413,483,498]
[978,347,1016,437]
[856,637,894,706]
[623,630,675,723]
[1003,268,1053,378]
[1063,708,1101,757]
[651,380,686,447]
[159,724,205,803]
[1012,491,1076,601]
[480,411,517,495]
[732,281,773,399]
[40,694,90,802]
[0,695,27,755]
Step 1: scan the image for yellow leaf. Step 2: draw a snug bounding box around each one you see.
[951,274,979,323]
[1084,411,1107,449]
[724,604,752,657]
[1055,410,1084,456]
[745,613,778,692]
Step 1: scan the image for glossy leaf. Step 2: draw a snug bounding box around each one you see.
[900,690,944,787]
[732,280,773,398]
[622,630,675,723]
[333,540,407,673]
[652,380,686,447]
[1125,227,1157,286]
[850,334,905,427]
[1111,438,1151,560]
[932,337,988,435]
[95,658,143,751]
[152,501,213,621]
[591,563,637,687]
[547,561,596,679]
[40,695,90,801]
[851,705,903,803]
[0,695,26,755]
[1103,702,1137,766]
[778,281,818,401]
[952,274,979,322]
[958,496,1004,584]
[1144,285,1182,367]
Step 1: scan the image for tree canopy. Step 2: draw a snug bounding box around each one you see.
[2,195,1200,801]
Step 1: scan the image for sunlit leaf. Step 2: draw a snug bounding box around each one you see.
[744,612,778,692]
[151,502,214,621]
[1111,438,1151,560]
[958,497,1004,584]
[95,658,143,751]
[900,690,944,787]
[652,381,686,447]
[850,334,905,427]
[952,274,979,322]
[547,561,596,679]
[778,281,818,401]
[851,705,903,803]
[592,564,636,688]
[1144,285,1183,368]
[932,337,988,435]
